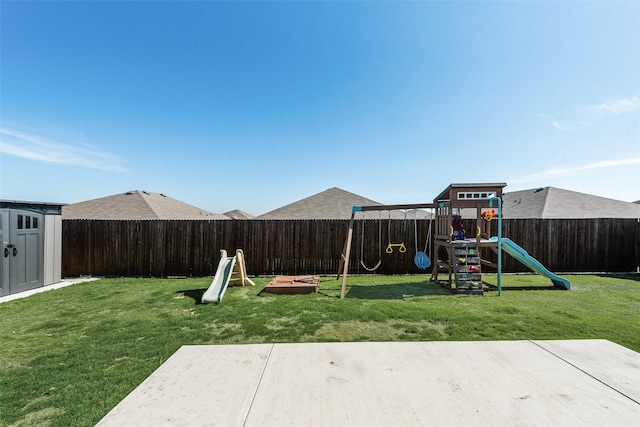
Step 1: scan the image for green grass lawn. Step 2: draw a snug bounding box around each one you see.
[1,273,638,426]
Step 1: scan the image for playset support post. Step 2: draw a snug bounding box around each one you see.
[489,197,502,296]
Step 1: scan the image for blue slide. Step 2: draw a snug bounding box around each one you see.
[491,237,570,290]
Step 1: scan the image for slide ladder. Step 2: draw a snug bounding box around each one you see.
[453,241,483,295]
[202,249,255,304]
[228,249,256,287]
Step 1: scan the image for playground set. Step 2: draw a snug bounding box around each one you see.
[202,250,319,303]
[201,249,255,304]
[338,183,570,299]
[202,183,569,302]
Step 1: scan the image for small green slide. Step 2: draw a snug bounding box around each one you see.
[492,237,570,290]
[202,255,236,304]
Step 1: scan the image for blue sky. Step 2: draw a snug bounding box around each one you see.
[1,1,639,215]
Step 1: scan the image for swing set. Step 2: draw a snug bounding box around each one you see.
[338,203,437,299]
[338,183,570,299]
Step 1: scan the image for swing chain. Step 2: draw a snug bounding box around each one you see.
[360,211,382,271]
[386,209,408,253]
[412,208,432,254]
[412,208,432,270]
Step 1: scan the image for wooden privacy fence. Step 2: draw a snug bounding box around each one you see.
[62,218,640,278]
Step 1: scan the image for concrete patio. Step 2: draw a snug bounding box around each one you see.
[97,339,640,426]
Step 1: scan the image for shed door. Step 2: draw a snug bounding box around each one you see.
[0,211,8,296]
[0,210,44,295]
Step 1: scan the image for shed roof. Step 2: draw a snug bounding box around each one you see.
[0,200,65,215]
[62,190,229,220]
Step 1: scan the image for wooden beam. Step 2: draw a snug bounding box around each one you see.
[339,213,356,299]
[352,203,437,213]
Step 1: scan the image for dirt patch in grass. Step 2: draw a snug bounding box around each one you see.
[309,319,451,342]
[417,320,450,338]
[203,321,269,344]
[11,407,64,427]
[310,320,402,341]
[264,315,303,332]
[206,321,243,336]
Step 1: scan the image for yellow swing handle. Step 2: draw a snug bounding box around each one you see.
[385,243,407,253]
[386,209,407,254]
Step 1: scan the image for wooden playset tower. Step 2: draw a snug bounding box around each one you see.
[431,183,506,294]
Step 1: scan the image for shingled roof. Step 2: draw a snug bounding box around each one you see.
[223,209,255,219]
[503,187,640,219]
[62,190,229,220]
[257,187,431,219]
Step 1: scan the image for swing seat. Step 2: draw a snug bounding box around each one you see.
[414,251,431,270]
[360,259,382,272]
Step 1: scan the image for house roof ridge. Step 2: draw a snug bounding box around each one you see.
[135,190,160,219]
[255,186,421,219]
[538,187,552,218]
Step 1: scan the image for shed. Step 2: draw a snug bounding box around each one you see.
[0,200,65,297]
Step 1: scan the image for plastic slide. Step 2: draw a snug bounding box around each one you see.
[201,255,237,304]
[492,237,570,290]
